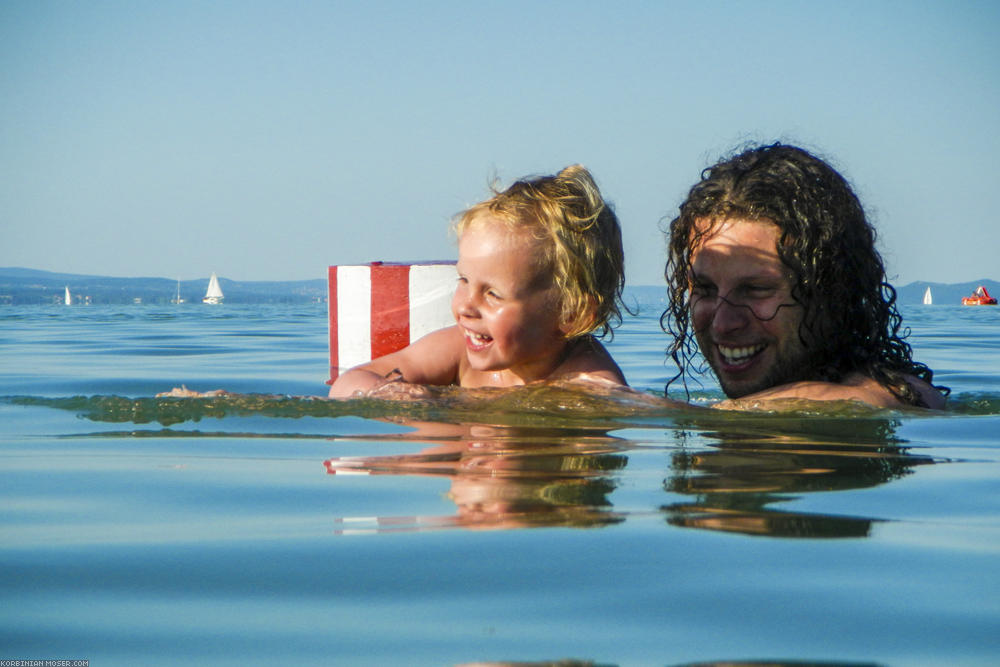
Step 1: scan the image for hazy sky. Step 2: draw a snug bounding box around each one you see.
[2,1,997,285]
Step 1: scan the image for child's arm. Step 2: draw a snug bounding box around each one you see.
[328,326,465,398]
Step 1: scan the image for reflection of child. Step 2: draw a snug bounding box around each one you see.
[329,164,628,398]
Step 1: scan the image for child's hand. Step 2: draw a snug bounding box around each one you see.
[366,375,433,399]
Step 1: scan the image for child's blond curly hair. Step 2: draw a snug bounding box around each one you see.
[453,164,625,339]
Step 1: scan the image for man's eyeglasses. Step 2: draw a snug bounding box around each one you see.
[689,286,798,322]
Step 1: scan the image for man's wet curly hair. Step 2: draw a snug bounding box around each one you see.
[662,143,946,406]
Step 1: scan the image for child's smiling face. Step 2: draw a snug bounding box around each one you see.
[452,218,570,383]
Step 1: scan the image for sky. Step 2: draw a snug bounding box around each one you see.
[1,1,997,286]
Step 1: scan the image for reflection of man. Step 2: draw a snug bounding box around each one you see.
[662,416,935,538]
[663,143,947,409]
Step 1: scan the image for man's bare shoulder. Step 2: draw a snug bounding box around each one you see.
[715,372,945,410]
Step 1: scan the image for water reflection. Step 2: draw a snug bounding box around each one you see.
[326,412,942,538]
[326,422,629,531]
[661,415,937,538]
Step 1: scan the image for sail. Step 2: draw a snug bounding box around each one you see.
[64,286,71,306]
[203,273,224,304]
[923,287,932,305]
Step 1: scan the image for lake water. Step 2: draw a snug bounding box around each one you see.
[2,294,999,666]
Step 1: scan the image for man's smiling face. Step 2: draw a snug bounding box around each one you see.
[689,218,808,398]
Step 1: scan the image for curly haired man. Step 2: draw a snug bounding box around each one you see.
[662,143,946,409]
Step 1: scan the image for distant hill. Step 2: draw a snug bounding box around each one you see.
[0,267,327,305]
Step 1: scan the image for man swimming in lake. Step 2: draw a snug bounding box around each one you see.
[662,143,947,409]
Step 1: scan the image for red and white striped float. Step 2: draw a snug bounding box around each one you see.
[327,262,457,383]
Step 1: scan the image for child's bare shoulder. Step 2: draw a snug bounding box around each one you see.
[558,336,626,385]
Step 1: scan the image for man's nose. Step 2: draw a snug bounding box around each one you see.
[710,297,750,333]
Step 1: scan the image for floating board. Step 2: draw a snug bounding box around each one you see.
[327,262,457,382]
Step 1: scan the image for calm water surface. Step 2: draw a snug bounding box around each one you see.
[1,296,998,666]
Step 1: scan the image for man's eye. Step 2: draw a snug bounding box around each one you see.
[743,285,778,299]
[486,290,502,300]
[690,284,714,297]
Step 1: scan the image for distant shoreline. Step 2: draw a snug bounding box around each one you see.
[1,267,995,307]
[0,267,327,305]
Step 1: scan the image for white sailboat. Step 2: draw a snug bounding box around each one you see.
[923,286,933,305]
[171,279,185,304]
[64,286,71,306]
[202,273,224,304]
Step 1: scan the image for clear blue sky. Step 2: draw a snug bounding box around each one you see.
[2,1,997,285]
